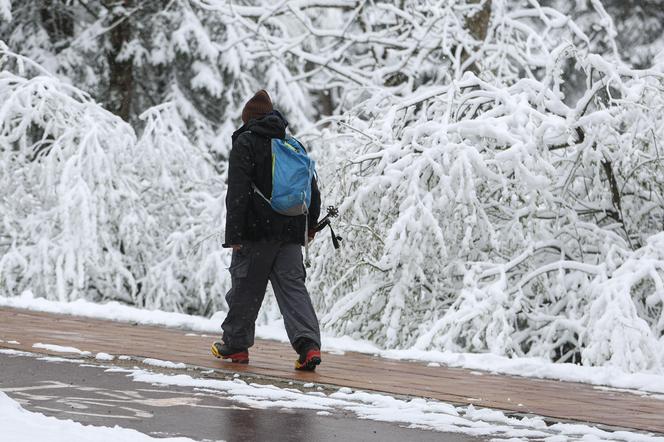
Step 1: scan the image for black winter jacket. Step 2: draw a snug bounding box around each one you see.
[223,113,321,247]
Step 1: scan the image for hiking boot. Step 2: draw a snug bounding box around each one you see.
[211,340,249,364]
[295,345,321,371]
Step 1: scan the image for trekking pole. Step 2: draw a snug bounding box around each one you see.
[313,206,343,250]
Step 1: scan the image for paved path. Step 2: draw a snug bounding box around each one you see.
[1,353,475,442]
[1,307,663,434]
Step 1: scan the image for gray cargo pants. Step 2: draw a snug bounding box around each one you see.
[221,240,321,351]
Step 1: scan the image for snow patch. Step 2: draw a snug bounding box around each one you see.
[37,356,86,364]
[32,343,90,356]
[142,358,186,369]
[0,391,195,441]
[0,349,32,357]
[122,368,664,441]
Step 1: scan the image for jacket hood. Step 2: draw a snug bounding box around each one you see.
[232,110,288,142]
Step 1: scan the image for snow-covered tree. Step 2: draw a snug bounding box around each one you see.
[305,0,664,372]
[2,0,663,374]
[0,0,316,165]
[0,47,146,302]
[544,0,664,69]
[0,46,230,313]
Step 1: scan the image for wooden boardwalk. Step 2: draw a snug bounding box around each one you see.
[1,307,662,434]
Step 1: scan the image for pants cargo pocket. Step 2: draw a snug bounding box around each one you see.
[229,246,251,280]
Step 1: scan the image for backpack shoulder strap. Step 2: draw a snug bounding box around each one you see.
[252,182,271,204]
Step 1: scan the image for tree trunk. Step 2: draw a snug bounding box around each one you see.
[462,0,492,74]
[104,0,134,121]
[465,0,492,41]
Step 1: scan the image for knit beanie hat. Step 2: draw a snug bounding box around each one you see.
[242,90,273,124]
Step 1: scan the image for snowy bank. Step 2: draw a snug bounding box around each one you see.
[0,392,195,442]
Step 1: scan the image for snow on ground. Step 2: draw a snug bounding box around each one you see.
[33,343,91,355]
[1,349,662,441]
[115,366,663,441]
[96,352,115,361]
[142,358,187,369]
[0,349,32,357]
[3,292,664,394]
[0,391,197,442]
[37,356,87,364]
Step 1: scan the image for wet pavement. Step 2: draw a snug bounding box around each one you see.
[0,352,482,442]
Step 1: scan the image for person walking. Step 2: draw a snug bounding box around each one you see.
[211,90,322,371]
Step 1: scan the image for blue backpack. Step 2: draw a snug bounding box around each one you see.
[253,136,315,216]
